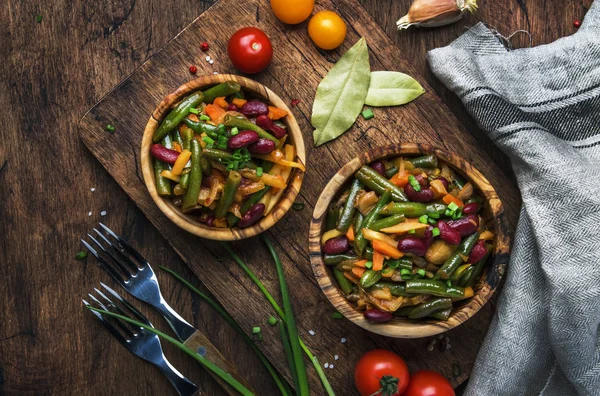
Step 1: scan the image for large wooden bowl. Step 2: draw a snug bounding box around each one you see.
[309,143,510,338]
[141,75,305,240]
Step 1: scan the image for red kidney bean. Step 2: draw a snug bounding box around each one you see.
[227,130,259,149]
[322,236,350,255]
[414,174,429,188]
[422,226,434,248]
[255,114,286,138]
[468,240,488,263]
[397,237,428,256]
[227,103,238,111]
[150,144,180,164]
[238,203,265,228]
[404,184,434,203]
[437,220,461,245]
[248,138,276,155]
[370,161,386,176]
[462,202,480,215]
[447,214,479,237]
[240,100,269,117]
[434,176,449,190]
[364,309,393,323]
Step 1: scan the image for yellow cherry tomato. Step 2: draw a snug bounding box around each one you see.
[308,11,347,50]
[270,0,314,25]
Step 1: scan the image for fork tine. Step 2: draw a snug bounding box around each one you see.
[88,292,135,338]
[93,228,140,273]
[93,288,141,335]
[82,298,128,346]
[100,282,153,327]
[99,223,150,269]
[87,234,133,278]
[82,239,127,286]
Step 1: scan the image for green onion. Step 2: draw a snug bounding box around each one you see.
[447,280,452,287]
[452,209,463,220]
[448,202,459,211]
[400,268,411,276]
[428,218,438,225]
[202,136,215,145]
[418,215,428,224]
[233,153,243,160]
[231,127,239,136]
[432,227,440,237]
[417,269,426,277]
[200,114,211,121]
[444,209,453,217]
[429,212,441,219]
[332,312,343,320]
[279,320,300,393]
[268,316,278,326]
[361,108,374,120]
[75,251,88,260]
[252,326,261,334]
[256,167,263,177]
[408,175,421,192]
[36,14,43,23]
[160,266,291,396]
[365,261,373,269]
[189,107,199,115]
[105,124,115,132]
[217,124,227,135]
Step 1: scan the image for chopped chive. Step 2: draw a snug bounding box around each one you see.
[231,127,239,136]
[448,202,459,211]
[429,212,440,219]
[400,268,411,276]
[417,269,426,277]
[361,108,374,120]
[252,326,261,334]
[75,251,88,260]
[189,107,199,115]
[428,218,438,225]
[233,152,243,160]
[292,202,304,211]
[408,175,421,192]
[202,136,215,145]
[256,167,263,177]
[332,312,343,320]
[432,227,440,237]
[217,124,227,135]
[452,209,463,220]
[105,124,115,132]
[445,209,453,217]
[364,261,373,269]
[36,14,43,23]
[268,316,278,326]
[447,280,452,287]
[418,215,428,224]
[200,114,211,121]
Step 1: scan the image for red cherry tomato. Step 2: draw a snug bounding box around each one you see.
[227,27,273,74]
[354,349,409,396]
[403,370,455,396]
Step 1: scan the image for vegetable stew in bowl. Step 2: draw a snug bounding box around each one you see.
[309,144,509,338]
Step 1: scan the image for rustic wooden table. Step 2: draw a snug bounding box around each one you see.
[0,0,592,395]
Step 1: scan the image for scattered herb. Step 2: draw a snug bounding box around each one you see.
[230,127,239,136]
[332,312,343,320]
[432,227,440,237]
[252,326,261,334]
[200,114,211,121]
[105,124,115,132]
[417,269,426,277]
[361,108,374,120]
[418,214,428,224]
[365,71,425,106]
[292,202,305,211]
[75,251,88,260]
[189,65,198,74]
[189,107,199,115]
[256,167,263,177]
[312,38,371,146]
[408,175,421,192]
[200,41,210,52]
[290,99,301,107]
[268,316,278,326]
[36,14,43,23]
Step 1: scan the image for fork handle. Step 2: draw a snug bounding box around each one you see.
[155,357,201,396]
[183,330,255,396]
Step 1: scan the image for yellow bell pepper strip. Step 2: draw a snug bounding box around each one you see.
[160,169,181,183]
[321,229,344,245]
[361,228,398,248]
[171,150,192,176]
[240,169,287,189]
[380,220,429,234]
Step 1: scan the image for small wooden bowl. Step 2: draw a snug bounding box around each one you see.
[309,143,510,338]
[141,75,305,241]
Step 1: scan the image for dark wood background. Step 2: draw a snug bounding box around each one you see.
[0,0,592,395]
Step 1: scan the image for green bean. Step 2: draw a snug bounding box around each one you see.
[324,254,357,265]
[202,148,234,161]
[215,171,242,218]
[408,298,452,319]
[171,130,184,147]
[336,179,362,233]
[360,270,382,288]
[182,139,202,212]
[369,282,408,297]
[356,166,408,202]
[203,81,241,104]
[183,119,219,138]
[153,92,204,142]
[388,257,413,271]
[179,168,191,189]
[369,214,405,231]
[429,308,452,321]
[364,246,374,260]
[393,306,415,317]
[181,127,194,150]
[325,206,339,232]
[380,202,446,217]
[453,173,467,190]
[200,157,212,175]
[450,264,471,283]
[458,266,475,287]
[154,160,172,196]
[354,189,392,255]
[223,115,278,143]
[465,195,484,205]
[405,279,465,298]
[409,154,438,169]
[353,212,364,236]
[334,268,353,295]
[437,233,480,279]
[383,160,399,178]
[261,161,274,173]
[467,246,492,287]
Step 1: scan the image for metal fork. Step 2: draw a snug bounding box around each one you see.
[81,223,252,395]
[83,283,199,396]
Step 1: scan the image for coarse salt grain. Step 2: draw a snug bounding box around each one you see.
[341,338,346,344]
[308,330,315,336]
[213,72,219,75]
[324,363,329,368]
[205,56,211,61]
[100,211,107,216]
[329,364,334,369]
[209,60,214,65]
[88,211,92,217]
[90,188,95,192]
[334,355,339,360]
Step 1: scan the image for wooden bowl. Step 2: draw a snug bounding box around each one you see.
[309,143,510,338]
[141,75,305,241]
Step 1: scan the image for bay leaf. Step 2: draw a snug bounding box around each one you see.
[311,38,371,146]
[365,71,425,107]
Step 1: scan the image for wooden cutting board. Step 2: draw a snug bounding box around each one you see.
[78,0,520,393]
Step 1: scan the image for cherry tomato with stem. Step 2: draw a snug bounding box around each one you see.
[354,349,409,396]
[403,370,455,396]
[227,27,273,74]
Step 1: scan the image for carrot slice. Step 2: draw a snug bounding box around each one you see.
[372,251,384,272]
[390,171,409,187]
[352,266,366,278]
[443,194,465,208]
[354,259,368,268]
[268,106,288,120]
[372,240,404,259]
[204,104,226,121]
[346,225,355,242]
[213,96,228,109]
[232,98,247,107]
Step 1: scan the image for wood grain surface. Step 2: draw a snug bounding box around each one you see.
[0,0,592,395]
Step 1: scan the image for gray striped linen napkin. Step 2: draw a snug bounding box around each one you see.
[427,3,600,395]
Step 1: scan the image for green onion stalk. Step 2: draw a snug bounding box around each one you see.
[221,241,336,396]
[159,267,292,396]
[86,307,254,396]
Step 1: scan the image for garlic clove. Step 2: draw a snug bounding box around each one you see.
[397,0,478,30]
